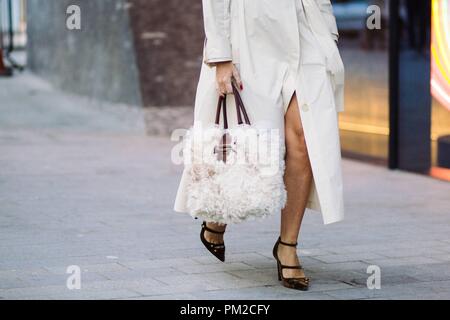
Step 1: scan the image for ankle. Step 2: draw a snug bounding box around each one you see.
[205,230,224,244]
[279,236,298,247]
[277,243,298,257]
[206,222,226,233]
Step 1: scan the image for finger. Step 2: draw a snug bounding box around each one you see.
[217,85,222,97]
[216,79,225,96]
[222,75,233,94]
[225,81,233,95]
[232,68,243,90]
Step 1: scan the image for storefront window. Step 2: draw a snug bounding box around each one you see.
[335,0,390,163]
[431,0,450,180]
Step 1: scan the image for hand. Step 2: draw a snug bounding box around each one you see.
[215,61,243,97]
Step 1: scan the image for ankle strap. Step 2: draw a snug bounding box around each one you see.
[278,237,298,247]
[202,222,225,235]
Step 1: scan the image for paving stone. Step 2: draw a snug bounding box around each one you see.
[118,258,201,270]
[45,263,130,275]
[154,272,238,288]
[191,286,336,300]
[133,283,220,297]
[0,285,69,299]
[80,278,166,291]
[101,267,180,280]
[363,257,442,268]
[305,260,371,273]
[298,248,335,257]
[1,73,450,299]
[313,252,386,264]
[305,279,355,292]
[427,253,450,263]
[19,271,107,288]
[175,262,254,274]
[194,252,274,269]
[374,247,449,259]
[48,289,142,300]
[122,293,197,300]
[226,269,279,286]
[324,287,385,300]
[0,277,30,290]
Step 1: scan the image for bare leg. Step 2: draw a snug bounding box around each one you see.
[278,93,313,279]
[205,222,226,244]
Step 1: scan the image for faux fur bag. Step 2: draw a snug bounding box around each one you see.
[183,86,287,224]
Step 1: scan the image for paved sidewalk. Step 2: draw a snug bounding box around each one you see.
[1,73,450,300]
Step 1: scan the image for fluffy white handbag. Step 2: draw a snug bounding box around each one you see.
[183,86,287,224]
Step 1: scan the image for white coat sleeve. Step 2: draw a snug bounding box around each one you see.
[317,0,339,42]
[202,0,232,66]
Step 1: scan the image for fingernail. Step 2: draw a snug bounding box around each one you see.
[240,84,243,90]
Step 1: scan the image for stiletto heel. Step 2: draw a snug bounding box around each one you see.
[200,221,226,262]
[277,263,282,281]
[273,237,310,291]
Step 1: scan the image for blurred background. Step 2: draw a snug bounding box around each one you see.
[1,0,449,180]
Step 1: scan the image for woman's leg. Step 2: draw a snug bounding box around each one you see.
[279,92,313,279]
[205,222,226,244]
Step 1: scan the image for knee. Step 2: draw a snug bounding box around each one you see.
[285,127,309,159]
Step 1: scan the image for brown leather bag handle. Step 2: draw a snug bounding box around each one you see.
[215,95,229,129]
[215,84,251,129]
[232,85,251,125]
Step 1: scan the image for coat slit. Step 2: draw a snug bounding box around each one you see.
[286,87,323,215]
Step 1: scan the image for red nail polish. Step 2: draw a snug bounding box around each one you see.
[240,84,243,90]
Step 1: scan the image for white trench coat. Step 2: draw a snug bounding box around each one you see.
[174,0,345,224]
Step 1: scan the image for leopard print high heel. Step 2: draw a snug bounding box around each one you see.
[273,237,310,291]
